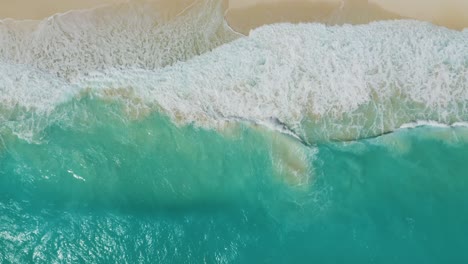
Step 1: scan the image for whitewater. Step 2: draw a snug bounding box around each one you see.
[1,0,468,263]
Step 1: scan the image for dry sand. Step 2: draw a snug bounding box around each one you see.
[0,0,466,31]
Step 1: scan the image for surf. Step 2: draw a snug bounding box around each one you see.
[1,4,467,198]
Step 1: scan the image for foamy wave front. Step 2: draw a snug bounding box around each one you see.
[0,0,239,138]
[0,0,239,80]
[83,21,467,143]
[0,8,467,144]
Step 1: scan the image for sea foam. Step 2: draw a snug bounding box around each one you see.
[0,0,239,137]
[82,21,467,143]
[0,7,467,144]
[0,0,238,80]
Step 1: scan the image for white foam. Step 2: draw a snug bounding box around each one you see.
[399,121,468,130]
[375,120,468,154]
[1,20,467,143]
[0,63,75,112]
[84,21,467,142]
[399,121,452,129]
[0,0,239,140]
[0,0,239,80]
[452,122,468,127]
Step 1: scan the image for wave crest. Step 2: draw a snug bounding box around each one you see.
[1,17,467,144]
[0,0,239,80]
[84,21,468,143]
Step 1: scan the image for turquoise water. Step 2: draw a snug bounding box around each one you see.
[1,98,468,263]
[1,1,468,262]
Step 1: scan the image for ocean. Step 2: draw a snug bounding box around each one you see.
[1,0,467,263]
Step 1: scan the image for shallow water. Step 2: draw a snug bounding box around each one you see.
[2,109,468,262]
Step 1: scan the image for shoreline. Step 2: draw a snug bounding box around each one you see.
[0,0,466,31]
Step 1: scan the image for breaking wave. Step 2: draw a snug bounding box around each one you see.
[1,8,466,143]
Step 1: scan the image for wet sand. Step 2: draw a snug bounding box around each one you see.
[0,0,208,21]
[227,0,467,31]
[225,0,404,34]
[0,0,466,31]
[373,0,468,30]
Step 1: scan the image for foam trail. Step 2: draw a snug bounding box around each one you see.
[80,21,467,143]
[1,20,467,144]
[0,0,239,140]
[0,0,239,80]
